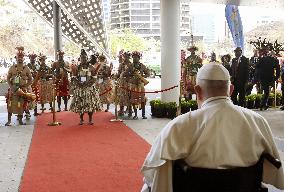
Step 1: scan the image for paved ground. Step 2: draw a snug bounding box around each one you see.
[0,77,284,191]
[0,83,8,96]
[0,125,33,192]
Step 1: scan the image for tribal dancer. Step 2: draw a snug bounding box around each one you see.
[97,55,114,112]
[5,47,33,125]
[52,50,70,112]
[70,49,101,125]
[182,46,202,100]
[124,51,150,119]
[117,51,132,116]
[34,54,53,113]
[26,53,38,116]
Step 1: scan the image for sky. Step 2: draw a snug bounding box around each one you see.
[189,2,284,42]
[7,0,284,42]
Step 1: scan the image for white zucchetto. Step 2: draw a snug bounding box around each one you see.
[197,62,230,81]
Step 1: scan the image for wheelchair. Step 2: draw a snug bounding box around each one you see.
[172,153,282,192]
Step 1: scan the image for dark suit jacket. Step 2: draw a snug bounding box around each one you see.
[280,62,284,82]
[256,56,280,83]
[230,56,249,86]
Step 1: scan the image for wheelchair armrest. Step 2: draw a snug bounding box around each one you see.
[262,153,282,169]
[175,159,190,172]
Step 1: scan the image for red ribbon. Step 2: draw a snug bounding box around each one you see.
[118,85,178,94]
[99,88,112,96]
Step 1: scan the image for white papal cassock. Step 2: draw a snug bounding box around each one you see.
[141,96,284,192]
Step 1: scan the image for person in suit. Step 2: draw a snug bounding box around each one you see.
[246,49,259,95]
[256,47,280,110]
[280,60,284,110]
[221,54,231,73]
[230,47,249,107]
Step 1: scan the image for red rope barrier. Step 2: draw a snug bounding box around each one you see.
[118,85,178,94]
[99,88,113,96]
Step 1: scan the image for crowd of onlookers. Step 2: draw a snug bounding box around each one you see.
[219,47,284,110]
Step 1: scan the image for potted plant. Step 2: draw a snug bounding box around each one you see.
[246,94,256,109]
[268,93,274,107]
[166,102,177,119]
[181,100,191,114]
[154,101,167,118]
[276,92,282,106]
[254,94,262,109]
[150,99,159,117]
[189,100,198,111]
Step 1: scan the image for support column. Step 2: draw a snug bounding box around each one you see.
[53,0,62,60]
[160,0,180,103]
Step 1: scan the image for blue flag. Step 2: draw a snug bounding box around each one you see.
[225,5,244,50]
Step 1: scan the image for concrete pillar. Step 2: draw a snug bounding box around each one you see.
[53,0,62,60]
[160,0,181,103]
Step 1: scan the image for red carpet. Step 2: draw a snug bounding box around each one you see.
[20,112,150,192]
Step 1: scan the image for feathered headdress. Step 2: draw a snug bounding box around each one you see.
[118,49,124,58]
[15,46,25,58]
[98,54,106,61]
[28,52,37,60]
[80,49,87,57]
[187,46,198,52]
[132,51,142,58]
[57,50,65,56]
[38,53,47,60]
[123,51,132,58]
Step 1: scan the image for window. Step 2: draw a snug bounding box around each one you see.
[181,24,190,29]
[152,16,159,21]
[121,10,130,15]
[152,23,160,28]
[131,23,150,28]
[131,16,150,21]
[120,4,129,9]
[131,9,150,15]
[131,3,150,8]
[121,17,130,22]
[152,9,160,15]
[136,29,150,34]
[151,29,160,34]
[152,3,159,8]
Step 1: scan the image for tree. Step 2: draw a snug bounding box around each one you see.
[0,18,25,57]
[0,16,55,58]
[144,37,160,52]
[109,28,147,58]
[63,39,81,58]
[0,2,56,58]
[0,0,10,7]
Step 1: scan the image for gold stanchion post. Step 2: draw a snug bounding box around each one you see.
[177,80,183,116]
[48,83,62,126]
[110,81,123,122]
[274,81,277,108]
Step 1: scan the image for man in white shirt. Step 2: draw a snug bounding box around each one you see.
[141,63,284,192]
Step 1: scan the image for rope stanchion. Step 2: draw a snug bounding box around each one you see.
[274,81,277,108]
[118,85,178,94]
[110,81,123,122]
[99,88,112,96]
[177,80,183,116]
[48,83,61,126]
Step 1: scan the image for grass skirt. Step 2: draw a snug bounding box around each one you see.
[99,79,114,104]
[70,84,101,114]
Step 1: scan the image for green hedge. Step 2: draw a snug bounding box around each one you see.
[244,93,282,109]
[147,65,161,75]
[150,93,283,118]
[150,99,198,119]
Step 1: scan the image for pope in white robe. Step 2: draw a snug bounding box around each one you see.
[141,63,284,192]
